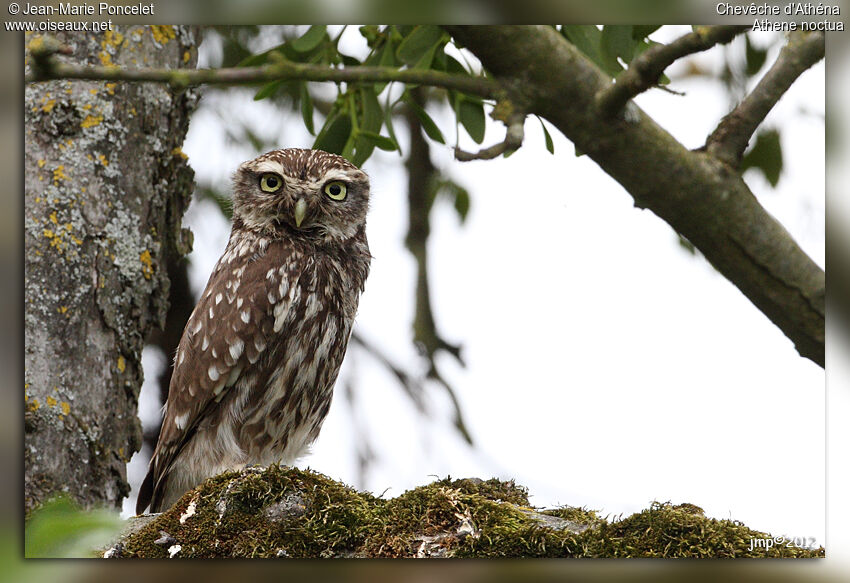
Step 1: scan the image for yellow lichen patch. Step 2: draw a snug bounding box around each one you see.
[98,29,124,66]
[60,401,71,415]
[27,398,41,412]
[117,355,126,373]
[90,89,98,95]
[57,306,68,315]
[52,165,68,183]
[82,103,92,110]
[43,228,66,252]
[149,25,176,45]
[81,114,103,129]
[98,154,109,167]
[41,99,56,113]
[37,159,45,168]
[140,249,154,279]
[183,50,191,63]
[46,396,57,408]
[171,147,188,160]
[49,211,58,225]
[27,35,45,53]
[106,83,116,95]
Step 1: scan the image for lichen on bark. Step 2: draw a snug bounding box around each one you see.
[24,26,198,513]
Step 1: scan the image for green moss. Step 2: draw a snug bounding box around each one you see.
[541,505,604,526]
[573,501,823,558]
[433,477,530,506]
[116,468,824,559]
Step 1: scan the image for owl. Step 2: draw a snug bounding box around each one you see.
[136,148,371,514]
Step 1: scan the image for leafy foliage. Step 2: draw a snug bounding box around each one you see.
[25,496,123,558]
[741,128,783,187]
[561,25,666,81]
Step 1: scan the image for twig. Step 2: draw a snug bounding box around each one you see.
[705,30,825,166]
[455,114,525,161]
[350,331,427,412]
[596,25,748,117]
[25,36,498,99]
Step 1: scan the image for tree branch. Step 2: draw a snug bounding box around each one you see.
[455,113,525,161]
[26,38,498,99]
[705,30,825,166]
[596,25,748,118]
[447,25,824,367]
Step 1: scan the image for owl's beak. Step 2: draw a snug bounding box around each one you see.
[293,198,307,228]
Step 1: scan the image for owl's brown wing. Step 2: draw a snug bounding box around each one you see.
[136,240,306,514]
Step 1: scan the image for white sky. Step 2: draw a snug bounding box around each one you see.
[125,26,827,552]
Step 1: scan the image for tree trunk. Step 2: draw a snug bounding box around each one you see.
[24,26,198,513]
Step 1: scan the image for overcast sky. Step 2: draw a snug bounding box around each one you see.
[125,26,826,550]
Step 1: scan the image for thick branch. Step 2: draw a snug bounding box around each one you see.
[26,46,498,98]
[596,25,748,117]
[706,30,825,166]
[447,26,824,367]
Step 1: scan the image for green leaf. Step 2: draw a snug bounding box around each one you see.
[601,25,637,67]
[384,95,403,156]
[300,83,315,135]
[253,79,283,101]
[740,128,783,187]
[404,92,446,144]
[360,85,383,134]
[290,25,327,53]
[745,34,768,77]
[379,36,398,67]
[397,25,445,67]
[457,97,486,144]
[561,25,622,77]
[350,136,375,167]
[539,117,555,154]
[632,25,662,39]
[358,131,398,151]
[444,54,469,75]
[313,110,353,155]
[25,496,123,558]
[453,187,471,223]
[237,46,281,68]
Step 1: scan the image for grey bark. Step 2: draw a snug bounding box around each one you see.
[446,26,824,366]
[24,26,198,513]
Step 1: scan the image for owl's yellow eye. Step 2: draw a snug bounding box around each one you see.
[259,173,283,193]
[324,181,347,201]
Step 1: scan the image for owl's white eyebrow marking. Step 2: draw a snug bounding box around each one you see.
[250,160,285,175]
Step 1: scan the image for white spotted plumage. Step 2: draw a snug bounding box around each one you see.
[137,148,371,514]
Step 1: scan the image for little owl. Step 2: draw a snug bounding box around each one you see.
[136,148,371,513]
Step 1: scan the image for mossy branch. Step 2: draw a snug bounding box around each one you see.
[26,39,498,99]
[595,25,749,117]
[705,30,825,166]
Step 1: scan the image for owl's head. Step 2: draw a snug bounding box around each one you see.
[231,148,370,243]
